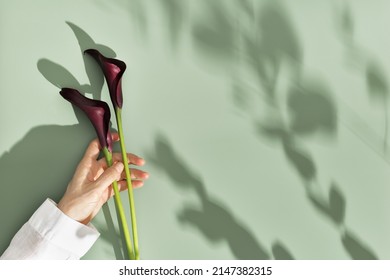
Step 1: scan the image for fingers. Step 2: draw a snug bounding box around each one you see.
[116,169,148,188]
[83,139,101,161]
[117,179,144,190]
[111,153,145,166]
[94,162,124,190]
[98,153,145,168]
[83,133,120,162]
[111,133,120,142]
[129,168,149,180]
[114,168,148,183]
[104,179,144,201]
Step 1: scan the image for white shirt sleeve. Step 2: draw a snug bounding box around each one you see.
[0,198,100,260]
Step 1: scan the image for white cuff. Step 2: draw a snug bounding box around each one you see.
[1,198,100,260]
[30,199,100,258]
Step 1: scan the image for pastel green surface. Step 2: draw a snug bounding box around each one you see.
[0,0,389,260]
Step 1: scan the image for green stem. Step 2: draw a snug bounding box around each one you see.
[102,147,134,260]
[115,108,139,260]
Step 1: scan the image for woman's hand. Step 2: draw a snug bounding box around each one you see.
[57,134,148,224]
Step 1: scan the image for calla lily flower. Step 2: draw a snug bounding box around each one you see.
[85,49,140,259]
[60,88,113,152]
[60,87,135,259]
[84,49,126,109]
[57,42,138,259]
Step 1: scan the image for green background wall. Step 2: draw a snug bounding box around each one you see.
[0,0,389,259]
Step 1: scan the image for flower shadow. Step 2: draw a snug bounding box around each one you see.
[0,22,123,259]
[0,124,95,254]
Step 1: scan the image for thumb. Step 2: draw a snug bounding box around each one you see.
[94,162,124,190]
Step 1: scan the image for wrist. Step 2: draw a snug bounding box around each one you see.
[57,199,87,224]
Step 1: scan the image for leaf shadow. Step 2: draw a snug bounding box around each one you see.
[271,241,295,260]
[146,133,296,260]
[287,82,338,137]
[191,0,239,69]
[158,0,188,51]
[235,2,378,260]
[342,230,378,260]
[366,61,389,152]
[243,1,302,102]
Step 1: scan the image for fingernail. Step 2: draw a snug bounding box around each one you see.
[114,162,124,173]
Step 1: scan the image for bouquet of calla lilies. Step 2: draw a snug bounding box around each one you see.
[60,49,139,260]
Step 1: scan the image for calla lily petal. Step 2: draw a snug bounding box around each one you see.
[84,49,126,109]
[60,88,113,152]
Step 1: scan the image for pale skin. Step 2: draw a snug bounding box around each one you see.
[58,133,149,225]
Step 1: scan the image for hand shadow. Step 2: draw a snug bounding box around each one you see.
[0,22,122,259]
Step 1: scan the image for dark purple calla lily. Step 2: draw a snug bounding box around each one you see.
[84,49,126,109]
[85,49,139,259]
[60,88,113,152]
